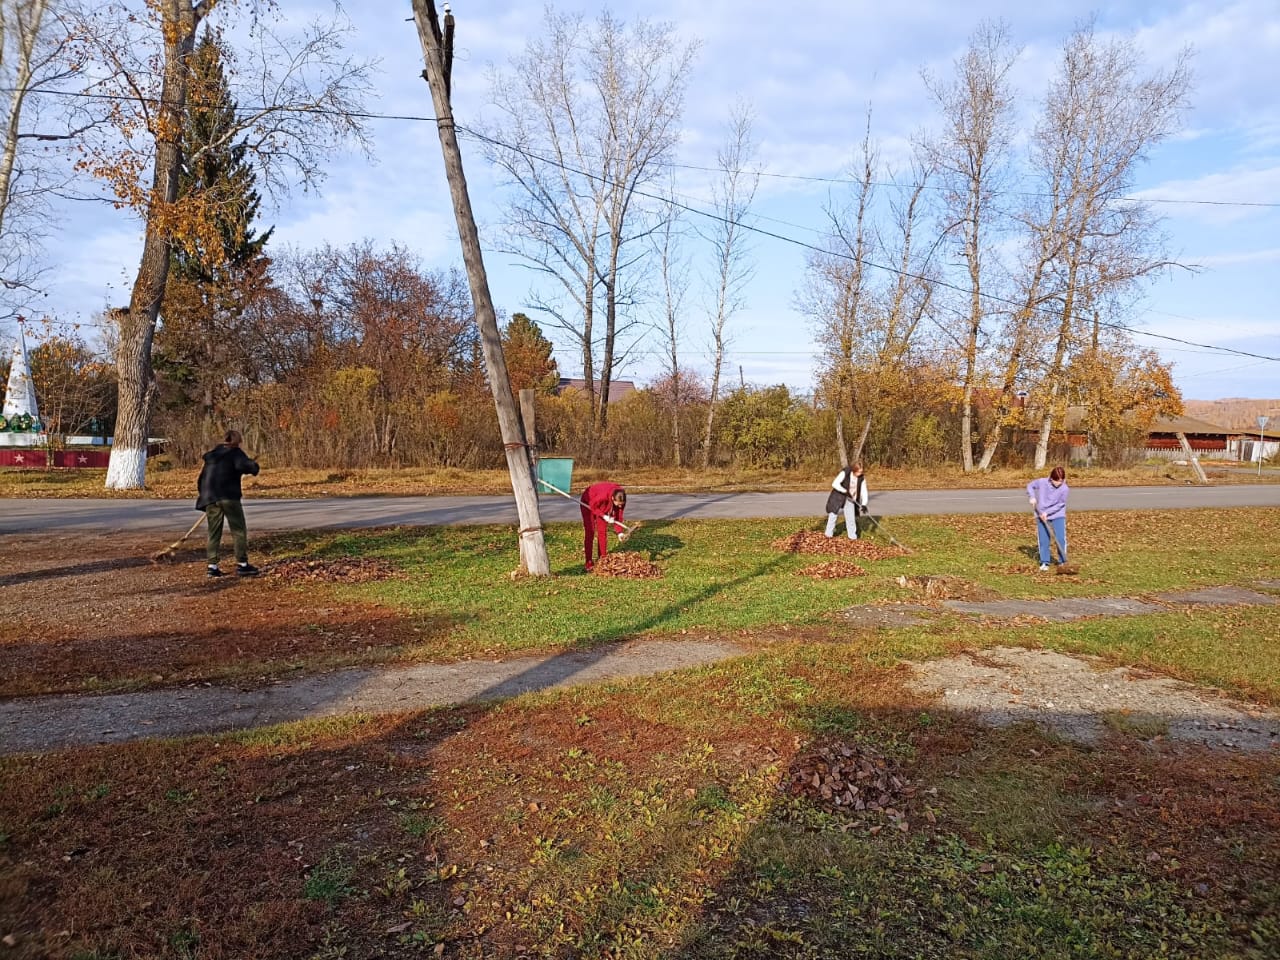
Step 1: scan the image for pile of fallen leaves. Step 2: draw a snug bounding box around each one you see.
[796,560,867,579]
[786,741,930,831]
[895,573,997,601]
[772,530,908,560]
[593,553,663,579]
[268,557,404,584]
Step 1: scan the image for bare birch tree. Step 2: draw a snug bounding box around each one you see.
[0,0,86,310]
[483,6,696,440]
[920,20,1020,471]
[699,101,758,469]
[66,0,371,489]
[1028,22,1191,469]
[652,184,690,466]
[801,117,875,464]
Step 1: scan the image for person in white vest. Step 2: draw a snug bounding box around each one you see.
[823,462,868,539]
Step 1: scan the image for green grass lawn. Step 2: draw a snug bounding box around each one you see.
[274,508,1280,697]
[1,508,1278,958]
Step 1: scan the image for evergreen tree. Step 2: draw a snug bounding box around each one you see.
[156,27,274,426]
[501,312,560,395]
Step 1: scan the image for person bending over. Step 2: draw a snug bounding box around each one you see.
[1027,465,1069,572]
[579,481,627,572]
[824,463,868,540]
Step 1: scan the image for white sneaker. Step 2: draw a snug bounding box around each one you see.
[1039,563,1050,572]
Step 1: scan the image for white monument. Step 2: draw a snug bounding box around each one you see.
[1,322,42,447]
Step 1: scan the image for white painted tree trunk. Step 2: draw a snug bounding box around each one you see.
[105,446,147,489]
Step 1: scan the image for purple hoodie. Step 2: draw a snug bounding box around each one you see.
[1027,477,1069,520]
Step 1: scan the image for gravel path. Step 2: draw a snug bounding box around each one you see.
[907,646,1280,750]
[0,639,746,754]
[4,584,1277,756]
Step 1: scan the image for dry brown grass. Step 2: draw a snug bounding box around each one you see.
[1,459,1264,499]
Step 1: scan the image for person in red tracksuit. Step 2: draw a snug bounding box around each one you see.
[579,481,627,572]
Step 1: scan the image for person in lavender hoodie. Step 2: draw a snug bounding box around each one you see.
[1027,466,1069,571]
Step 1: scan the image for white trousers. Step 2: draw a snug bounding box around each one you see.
[825,502,858,539]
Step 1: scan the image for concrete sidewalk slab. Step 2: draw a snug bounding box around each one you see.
[0,638,747,755]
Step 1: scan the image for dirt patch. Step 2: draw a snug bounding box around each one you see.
[796,560,866,579]
[772,530,908,560]
[0,533,436,698]
[907,646,1280,750]
[592,552,662,578]
[268,556,404,583]
[895,574,999,601]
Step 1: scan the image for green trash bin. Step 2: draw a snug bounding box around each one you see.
[535,457,575,499]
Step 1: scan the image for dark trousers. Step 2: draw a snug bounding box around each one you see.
[206,499,249,565]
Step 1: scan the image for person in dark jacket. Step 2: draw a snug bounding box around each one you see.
[196,430,261,577]
[579,481,627,572]
[824,462,868,539]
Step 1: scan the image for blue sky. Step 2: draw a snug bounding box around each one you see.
[21,0,1280,402]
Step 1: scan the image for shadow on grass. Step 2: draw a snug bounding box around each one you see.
[625,517,684,563]
[0,554,156,588]
[660,703,1280,960]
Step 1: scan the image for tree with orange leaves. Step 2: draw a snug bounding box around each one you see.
[64,0,372,488]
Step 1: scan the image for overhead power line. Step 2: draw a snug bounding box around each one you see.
[457,125,1280,365]
[9,85,1280,209]
[4,89,1277,364]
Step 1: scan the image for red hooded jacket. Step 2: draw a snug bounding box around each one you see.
[580,481,626,532]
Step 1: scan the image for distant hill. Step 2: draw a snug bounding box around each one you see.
[1182,398,1280,432]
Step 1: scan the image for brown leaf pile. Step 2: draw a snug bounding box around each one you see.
[895,574,998,601]
[796,560,867,579]
[787,741,926,830]
[772,530,908,560]
[268,557,404,584]
[593,553,663,579]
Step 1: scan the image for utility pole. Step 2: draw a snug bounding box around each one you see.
[1259,415,1270,477]
[410,0,550,575]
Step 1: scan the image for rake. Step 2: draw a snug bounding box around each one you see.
[536,477,641,540]
[863,511,907,550]
[151,512,206,562]
[1037,515,1080,576]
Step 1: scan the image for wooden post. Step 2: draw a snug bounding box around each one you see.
[411,0,550,575]
[519,387,538,481]
[519,389,537,452]
[1174,432,1209,484]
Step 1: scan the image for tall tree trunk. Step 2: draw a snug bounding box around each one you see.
[671,380,682,467]
[412,0,549,575]
[106,0,201,490]
[1034,247,1083,470]
[598,271,617,436]
[851,412,872,465]
[0,0,48,240]
[700,348,723,469]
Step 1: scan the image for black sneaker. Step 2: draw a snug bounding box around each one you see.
[207,565,223,578]
[236,562,260,577]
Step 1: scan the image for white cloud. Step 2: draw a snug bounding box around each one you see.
[18,0,1280,402]
[1133,165,1280,224]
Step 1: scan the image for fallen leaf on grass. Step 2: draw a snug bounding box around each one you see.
[896,574,999,601]
[773,530,908,560]
[593,553,662,579]
[796,560,867,579]
[787,741,924,830]
[269,557,404,584]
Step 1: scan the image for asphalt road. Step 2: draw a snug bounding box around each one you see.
[2,484,1277,534]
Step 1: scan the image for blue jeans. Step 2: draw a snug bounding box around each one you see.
[1036,515,1067,564]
